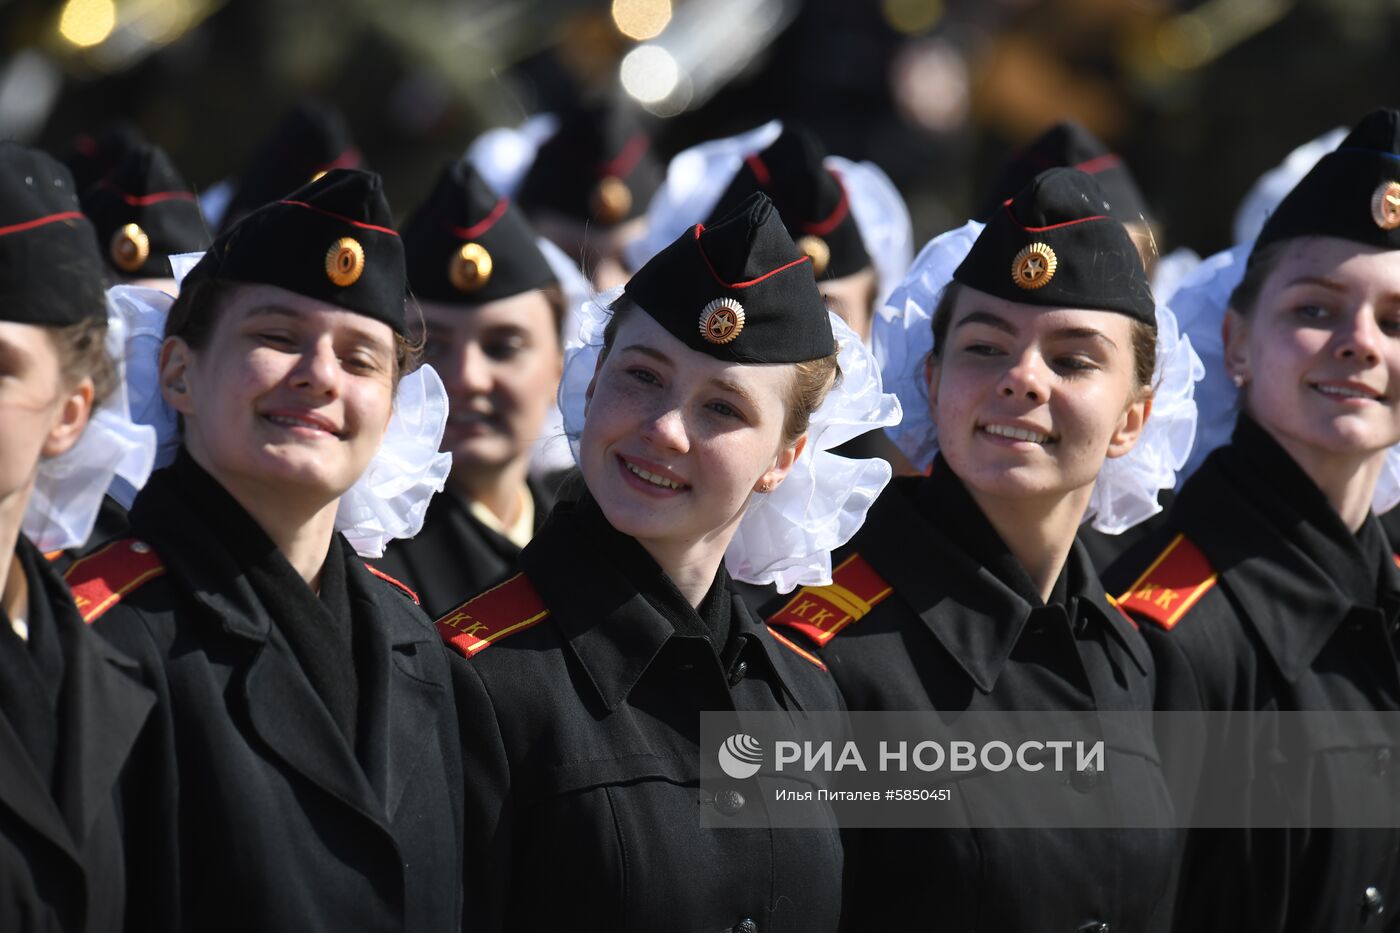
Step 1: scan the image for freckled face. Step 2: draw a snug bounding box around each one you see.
[928,286,1146,502]
[579,309,799,550]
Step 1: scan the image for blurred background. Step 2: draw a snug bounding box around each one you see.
[4,0,1398,256]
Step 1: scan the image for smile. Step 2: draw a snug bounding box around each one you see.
[1311,383,1383,402]
[263,413,342,437]
[619,457,688,491]
[981,423,1054,445]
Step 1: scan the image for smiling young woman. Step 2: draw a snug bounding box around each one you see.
[72,169,466,933]
[1105,108,1400,933]
[436,193,871,932]
[0,143,157,933]
[767,168,1181,931]
[372,160,567,617]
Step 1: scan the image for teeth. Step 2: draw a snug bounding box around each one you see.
[1315,384,1375,400]
[984,424,1051,444]
[625,461,684,490]
[267,415,333,433]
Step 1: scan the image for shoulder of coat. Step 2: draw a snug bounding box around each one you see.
[435,572,550,658]
[764,553,893,647]
[63,538,167,624]
[1115,532,1218,631]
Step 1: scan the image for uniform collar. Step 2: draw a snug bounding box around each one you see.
[518,495,806,711]
[855,475,1148,694]
[1176,415,1395,681]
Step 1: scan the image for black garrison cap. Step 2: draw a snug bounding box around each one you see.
[83,143,211,279]
[706,126,870,280]
[1252,108,1400,262]
[955,167,1155,324]
[183,168,408,334]
[402,160,555,305]
[624,191,835,364]
[0,142,107,325]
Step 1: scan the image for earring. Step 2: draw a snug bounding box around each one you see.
[1231,373,1247,389]
[757,480,772,494]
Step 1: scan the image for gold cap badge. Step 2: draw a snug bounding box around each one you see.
[698,297,745,345]
[797,235,831,277]
[325,237,365,287]
[449,242,493,292]
[110,223,150,273]
[591,175,632,225]
[1372,180,1400,231]
[1011,242,1058,290]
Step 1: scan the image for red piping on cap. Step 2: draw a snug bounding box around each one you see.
[278,200,400,236]
[745,154,771,187]
[1074,153,1122,175]
[94,183,198,207]
[0,211,85,238]
[599,133,650,180]
[802,170,851,236]
[691,223,812,288]
[1005,203,1111,233]
[313,148,363,174]
[446,197,509,240]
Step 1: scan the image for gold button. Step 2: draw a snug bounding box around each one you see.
[1372,180,1400,231]
[698,297,745,345]
[591,175,632,225]
[797,235,830,277]
[1011,242,1058,290]
[448,242,493,292]
[110,223,150,273]
[325,237,365,287]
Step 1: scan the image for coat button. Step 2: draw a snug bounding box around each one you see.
[733,920,758,933]
[716,789,746,815]
[1076,923,1110,933]
[1374,749,1392,777]
[728,660,749,686]
[1071,764,1099,793]
[1363,885,1384,919]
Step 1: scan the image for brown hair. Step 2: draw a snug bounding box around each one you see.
[601,295,842,446]
[167,278,422,387]
[48,316,118,406]
[1226,240,1290,320]
[929,281,1157,398]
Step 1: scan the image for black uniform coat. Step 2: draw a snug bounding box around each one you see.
[372,475,557,619]
[767,462,1177,932]
[88,455,465,933]
[0,536,154,933]
[444,495,848,933]
[1105,415,1400,933]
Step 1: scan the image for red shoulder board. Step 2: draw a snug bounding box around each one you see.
[765,553,893,647]
[435,573,550,659]
[1393,554,1400,571]
[63,538,167,624]
[363,564,420,605]
[1116,533,1217,630]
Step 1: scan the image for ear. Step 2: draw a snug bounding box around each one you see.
[755,433,807,494]
[1106,393,1152,459]
[923,353,941,430]
[1222,308,1250,385]
[41,376,95,459]
[159,336,196,416]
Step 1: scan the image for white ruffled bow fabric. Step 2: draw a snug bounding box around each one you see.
[22,297,158,552]
[622,120,914,313]
[559,288,901,593]
[871,220,1205,534]
[464,114,561,200]
[1169,243,1400,513]
[110,271,452,558]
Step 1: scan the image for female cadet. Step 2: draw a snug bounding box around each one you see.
[767,167,1201,931]
[1105,108,1400,933]
[0,142,156,933]
[70,169,465,932]
[437,192,898,932]
[373,160,567,617]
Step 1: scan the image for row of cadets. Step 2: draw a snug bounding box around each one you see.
[68,169,466,931]
[371,157,580,618]
[437,190,899,931]
[0,142,158,933]
[1105,107,1400,933]
[767,166,1204,931]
